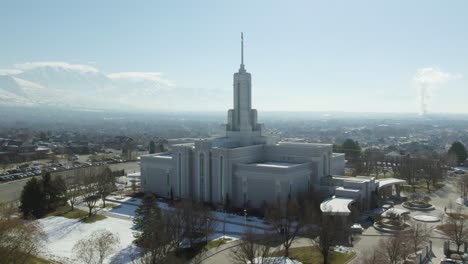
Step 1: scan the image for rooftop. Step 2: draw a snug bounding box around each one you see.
[332,175,374,183]
[250,161,301,169]
[320,196,355,215]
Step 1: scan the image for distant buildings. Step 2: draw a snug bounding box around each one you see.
[0,138,51,163]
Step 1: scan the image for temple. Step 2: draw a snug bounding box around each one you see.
[140,34,400,213]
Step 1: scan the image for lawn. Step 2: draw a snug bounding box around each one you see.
[46,205,107,223]
[26,256,55,264]
[402,182,445,193]
[206,238,233,249]
[103,202,119,209]
[276,246,355,264]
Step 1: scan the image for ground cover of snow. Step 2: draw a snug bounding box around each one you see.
[38,216,139,264]
[413,215,440,222]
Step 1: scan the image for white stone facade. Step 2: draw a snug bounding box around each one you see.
[141,34,345,209]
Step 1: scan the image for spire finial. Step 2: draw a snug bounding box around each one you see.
[241,32,244,68]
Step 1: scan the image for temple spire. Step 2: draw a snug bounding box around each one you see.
[240,32,245,71]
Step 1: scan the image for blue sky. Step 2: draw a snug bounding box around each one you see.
[1,0,467,113]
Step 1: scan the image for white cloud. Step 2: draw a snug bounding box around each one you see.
[413,67,461,84]
[14,61,99,73]
[0,69,23,76]
[108,72,175,87]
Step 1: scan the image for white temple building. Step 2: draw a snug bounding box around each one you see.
[141,34,401,212]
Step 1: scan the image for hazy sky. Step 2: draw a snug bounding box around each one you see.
[1,0,467,113]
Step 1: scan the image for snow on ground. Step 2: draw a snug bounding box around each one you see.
[106,196,271,232]
[106,202,266,235]
[413,215,440,222]
[38,216,139,264]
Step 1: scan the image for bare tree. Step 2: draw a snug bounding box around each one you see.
[0,202,46,264]
[97,167,116,208]
[459,174,468,197]
[73,229,120,264]
[316,214,336,264]
[446,205,468,253]
[376,233,411,264]
[230,228,278,264]
[80,173,100,217]
[266,198,303,258]
[407,222,429,257]
[172,199,217,247]
[362,245,385,264]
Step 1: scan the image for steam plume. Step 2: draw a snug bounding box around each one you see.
[413,67,461,115]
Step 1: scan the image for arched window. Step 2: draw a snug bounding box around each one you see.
[219,156,224,202]
[199,153,205,201]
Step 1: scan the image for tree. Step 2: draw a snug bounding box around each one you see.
[266,198,303,258]
[19,177,45,218]
[73,229,120,264]
[133,194,162,245]
[377,233,411,264]
[459,174,468,197]
[316,214,336,264]
[443,151,458,167]
[446,205,468,253]
[407,222,429,257]
[173,199,217,247]
[449,141,468,165]
[63,176,80,211]
[38,131,48,142]
[230,229,277,264]
[149,140,156,154]
[42,172,53,210]
[362,246,383,264]
[0,202,46,264]
[342,139,361,162]
[80,174,100,217]
[134,194,183,263]
[97,167,116,208]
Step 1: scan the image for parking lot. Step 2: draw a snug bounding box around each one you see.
[0,159,140,202]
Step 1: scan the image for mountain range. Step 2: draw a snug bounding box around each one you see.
[0,62,229,112]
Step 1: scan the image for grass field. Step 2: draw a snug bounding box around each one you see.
[402,182,445,193]
[47,205,107,223]
[206,238,233,249]
[26,256,54,264]
[275,246,355,264]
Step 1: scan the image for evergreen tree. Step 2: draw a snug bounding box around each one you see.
[342,139,361,161]
[149,140,156,154]
[50,175,67,208]
[20,177,46,218]
[42,172,52,210]
[133,193,162,246]
[42,172,65,210]
[449,141,468,165]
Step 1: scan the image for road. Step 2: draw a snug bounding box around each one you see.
[0,161,140,202]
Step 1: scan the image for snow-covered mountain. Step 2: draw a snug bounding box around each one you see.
[0,62,229,111]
